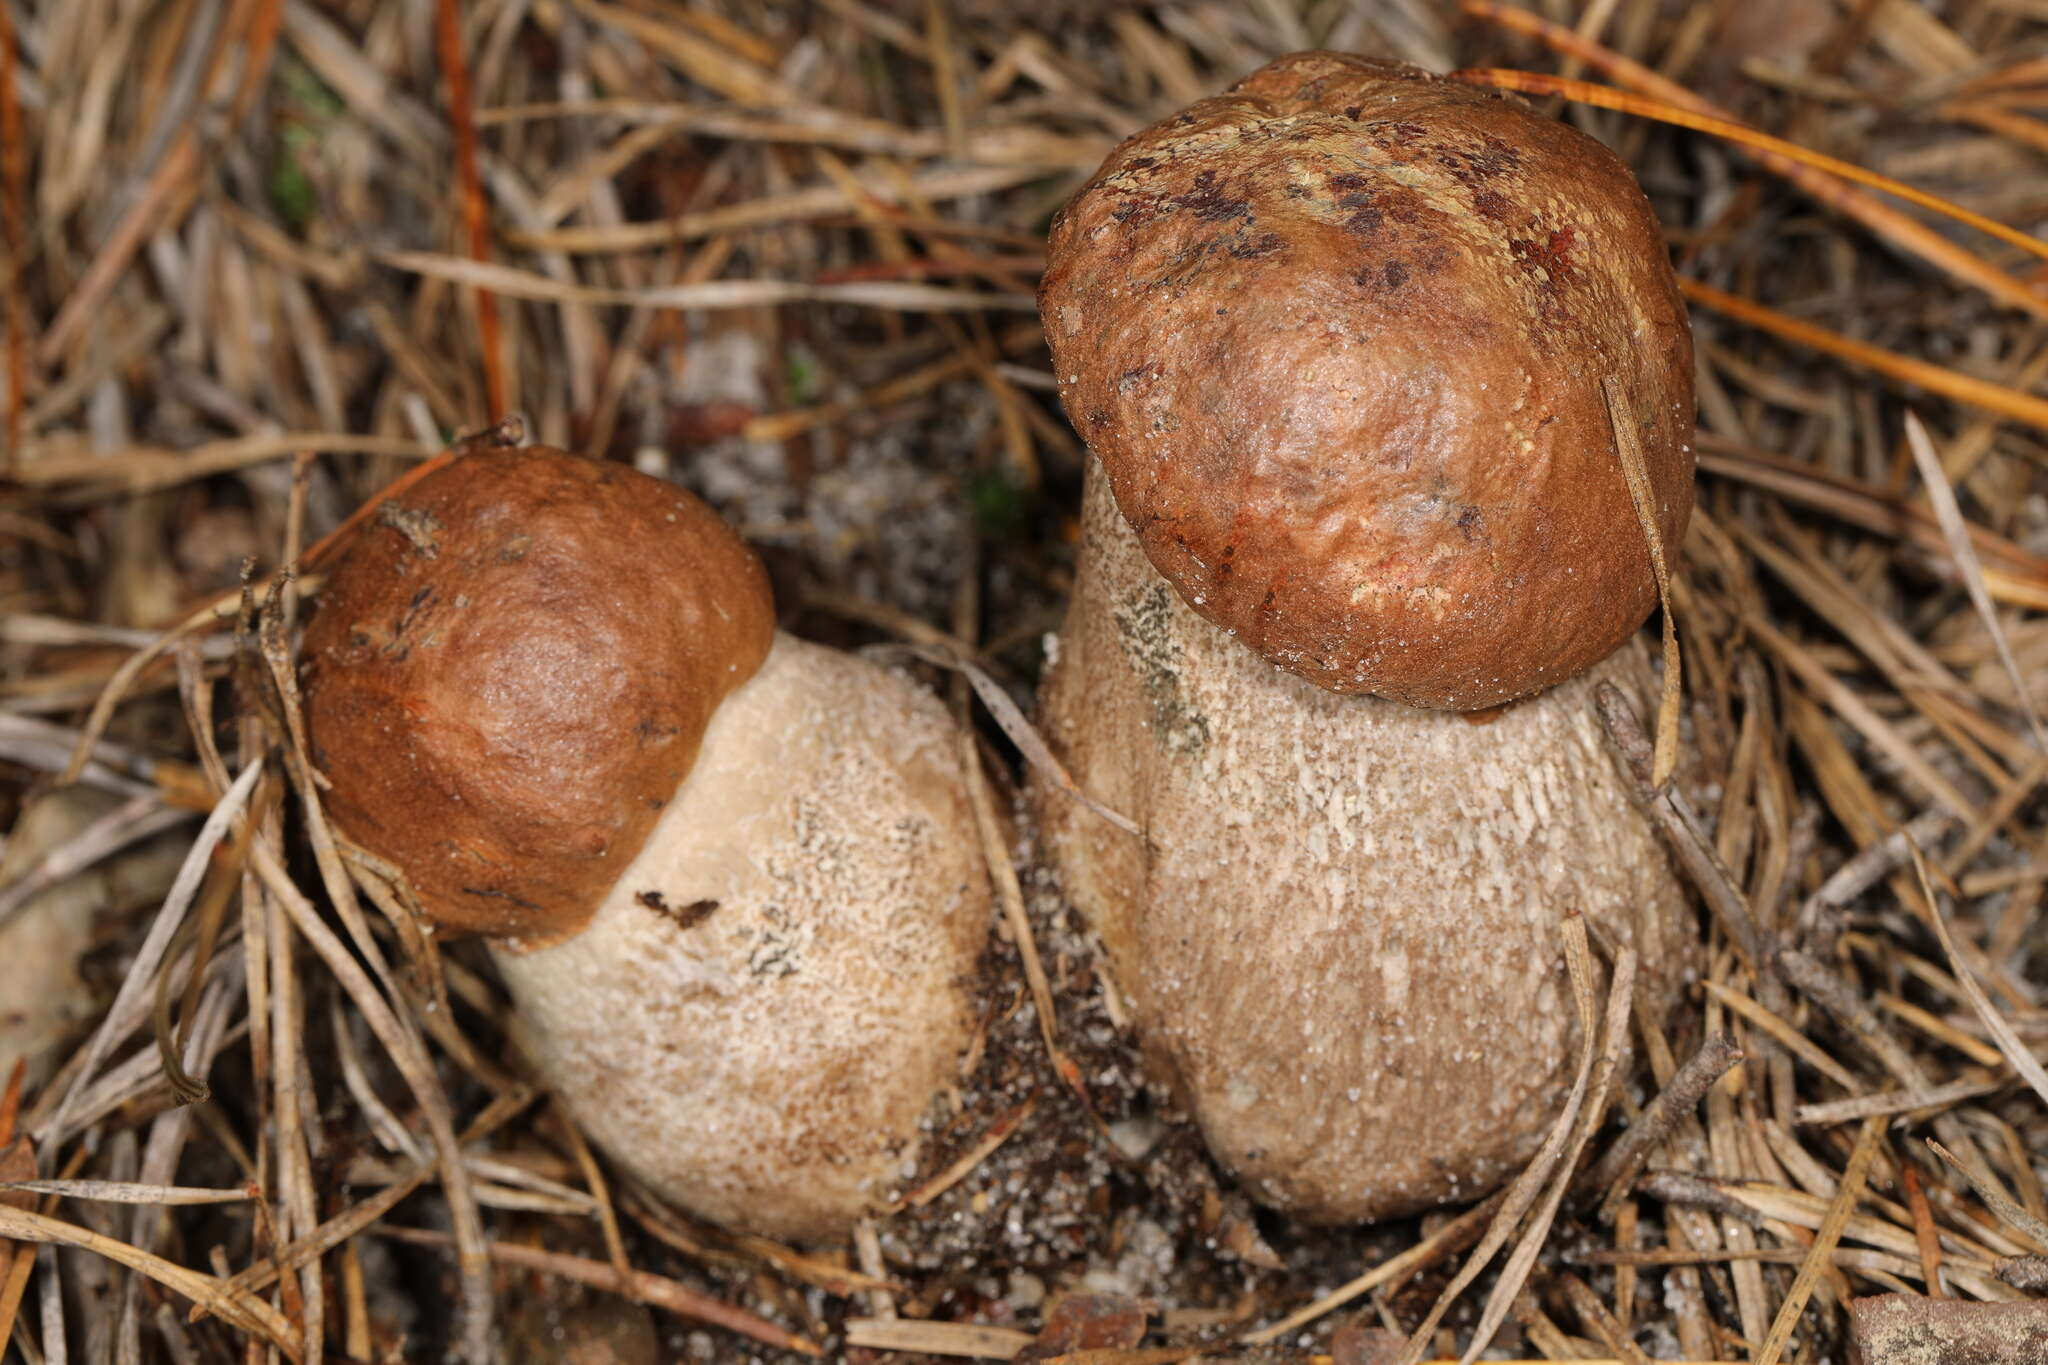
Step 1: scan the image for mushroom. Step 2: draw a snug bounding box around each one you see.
[302,446,990,1242]
[1029,53,1698,1222]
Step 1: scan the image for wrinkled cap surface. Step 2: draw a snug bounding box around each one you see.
[1040,51,1695,710]
[302,446,775,942]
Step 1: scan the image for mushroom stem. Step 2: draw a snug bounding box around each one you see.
[490,632,989,1244]
[1031,466,1694,1223]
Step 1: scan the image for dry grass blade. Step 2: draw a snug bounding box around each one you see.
[1925,1140,2048,1254]
[36,760,262,1145]
[1901,413,2046,750]
[248,836,494,1360]
[1244,1192,1500,1344]
[0,1180,255,1205]
[1458,945,1636,1364]
[499,163,1057,253]
[17,433,434,491]
[0,1204,298,1355]
[1559,1272,1652,1365]
[200,1085,537,1312]
[1604,375,1681,788]
[960,734,1082,1096]
[843,1318,1034,1358]
[378,249,1036,313]
[1794,1076,2007,1126]
[1394,917,1605,1365]
[1694,439,2048,603]
[886,641,1139,838]
[1753,1116,1885,1365]
[1908,846,2048,1109]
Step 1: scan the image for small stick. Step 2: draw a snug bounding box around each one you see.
[893,1099,1035,1211]
[958,735,1083,1097]
[1558,1272,1652,1365]
[1597,685,1767,971]
[1902,1162,1947,1297]
[1698,981,1857,1091]
[368,1224,819,1355]
[1796,811,1952,940]
[1587,1033,1743,1219]
[1774,948,1927,1088]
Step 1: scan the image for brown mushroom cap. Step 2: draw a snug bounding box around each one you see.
[302,447,775,943]
[1039,51,1695,710]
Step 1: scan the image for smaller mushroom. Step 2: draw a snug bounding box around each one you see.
[302,446,991,1242]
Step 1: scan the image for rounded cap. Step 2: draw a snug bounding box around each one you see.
[1039,51,1694,710]
[302,446,775,942]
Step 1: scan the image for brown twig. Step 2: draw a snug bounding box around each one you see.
[0,0,24,475]
[435,0,506,420]
[1588,1033,1744,1219]
[368,1223,821,1355]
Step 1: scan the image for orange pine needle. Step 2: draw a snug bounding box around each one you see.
[1679,278,2048,433]
[435,0,507,421]
[1957,55,2048,97]
[0,0,25,475]
[1453,69,2048,268]
[1458,0,2048,321]
[1941,100,2048,159]
[228,0,285,129]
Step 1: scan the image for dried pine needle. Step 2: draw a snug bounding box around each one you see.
[1604,375,1682,789]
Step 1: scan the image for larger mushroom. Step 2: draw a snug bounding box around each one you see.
[1030,52,1698,1222]
[302,446,991,1242]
